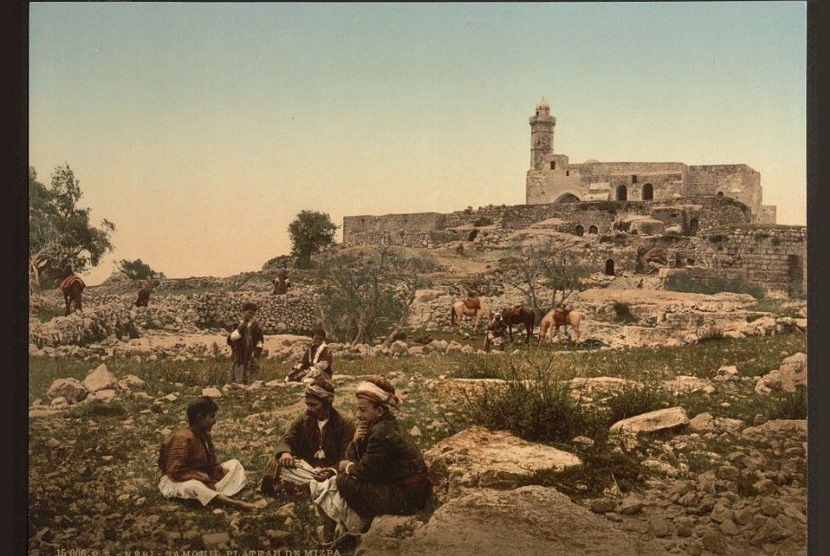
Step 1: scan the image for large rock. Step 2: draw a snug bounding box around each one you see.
[46,377,88,404]
[741,419,807,443]
[755,352,807,393]
[357,486,658,556]
[423,427,581,501]
[610,407,689,435]
[82,364,120,393]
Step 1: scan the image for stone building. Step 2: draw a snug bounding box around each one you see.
[341,99,805,296]
[526,98,776,224]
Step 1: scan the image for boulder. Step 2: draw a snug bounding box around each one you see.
[117,374,146,390]
[201,387,222,398]
[390,340,408,356]
[83,364,120,393]
[357,486,657,556]
[46,377,88,404]
[741,420,807,443]
[610,407,689,435]
[423,427,581,501]
[756,352,807,393]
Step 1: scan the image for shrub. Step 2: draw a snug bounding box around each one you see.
[604,384,673,426]
[454,354,503,379]
[553,442,651,499]
[697,326,725,343]
[473,217,494,227]
[664,272,765,299]
[765,388,807,420]
[464,363,607,444]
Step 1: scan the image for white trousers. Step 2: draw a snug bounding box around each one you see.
[309,476,372,535]
[158,459,247,507]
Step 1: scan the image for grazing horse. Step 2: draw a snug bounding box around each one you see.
[539,307,582,343]
[500,305,536,344]
[450,298,492,335]
[60,275,85,316]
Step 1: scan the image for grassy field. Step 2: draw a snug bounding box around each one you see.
[28,330,807,553]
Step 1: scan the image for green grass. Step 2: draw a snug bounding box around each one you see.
[27,329,807,552]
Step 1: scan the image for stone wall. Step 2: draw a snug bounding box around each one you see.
[694,225,807,294]
[343,212,445,235]
[687,165,762,220]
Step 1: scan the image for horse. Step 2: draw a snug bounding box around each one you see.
[539,307,582,343]
[500,305,536,344]
[60,275,85,316]
[450,298,492,335]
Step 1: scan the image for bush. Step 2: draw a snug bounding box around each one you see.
[473,217,494,227]
[553,442,651,499]
[464,363,607,444]
[604,384,673,426]
[455,354,503,379]
[663,272,765,298]
[765,388,807,420]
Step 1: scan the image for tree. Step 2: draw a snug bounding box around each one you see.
[494,241,588,315]
[28,165,116,292]
[117,259,164,281]
[288,210,338,268]
[315,247,435,345]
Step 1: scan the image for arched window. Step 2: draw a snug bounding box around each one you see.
[555,193,580,204]
[642,183,653,201]
[605,259,615,276]
[616,185,628,201]
[574,225,584,236]
[588,225,598,234]
[717,191,724,197]
[689,218,699,237]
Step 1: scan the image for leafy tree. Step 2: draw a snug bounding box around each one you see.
[315,247,435,345]
[288,210,338,268]
[28,165,115,292]
[117,258,164,281]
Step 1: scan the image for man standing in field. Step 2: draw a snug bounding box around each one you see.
[227,301,265,385]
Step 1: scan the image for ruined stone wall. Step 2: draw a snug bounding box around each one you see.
[687,165,762,218]
[694,225,807,293]
[343,229,463,248]
[343,212,445,235]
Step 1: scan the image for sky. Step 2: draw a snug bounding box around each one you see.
[28,2,808,286]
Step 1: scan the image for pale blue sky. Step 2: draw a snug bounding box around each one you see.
[29,2,807,284]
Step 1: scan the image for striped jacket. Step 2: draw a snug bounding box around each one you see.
[159,427,227,483]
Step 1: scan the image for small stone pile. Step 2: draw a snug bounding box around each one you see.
[31,363,146,415]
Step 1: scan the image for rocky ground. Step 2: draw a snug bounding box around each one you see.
[28,270,808,555]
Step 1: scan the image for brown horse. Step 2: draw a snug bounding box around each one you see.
[450,299,492,335]
[60,275,85,316]
[539,307,583,343]
[501,305,536,344]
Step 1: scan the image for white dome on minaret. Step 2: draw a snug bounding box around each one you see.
[536,97,550,111]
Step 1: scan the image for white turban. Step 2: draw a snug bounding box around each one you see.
[355,380,399,407]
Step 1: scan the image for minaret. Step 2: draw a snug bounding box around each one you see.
[529,98,555,170]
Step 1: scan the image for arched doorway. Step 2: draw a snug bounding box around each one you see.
[689,218,699,237]
[716,191,724,197]
[574,225,584,236]
[605,259,615,276]
[787,255,803,297]
[467,229,479,241]
[642,183,653,201]
[588,225,598,234]
[616,185,628,201]
[555,193,580,204]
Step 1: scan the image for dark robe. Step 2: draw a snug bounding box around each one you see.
[337,412,431,518]
[273,408,356,468]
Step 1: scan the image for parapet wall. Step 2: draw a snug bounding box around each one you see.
[694,225,807,294]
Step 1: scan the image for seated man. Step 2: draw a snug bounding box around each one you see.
[262,379,356,541]
[484,313,508,353]
[158,396,257,512]
[286,328,333,383]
